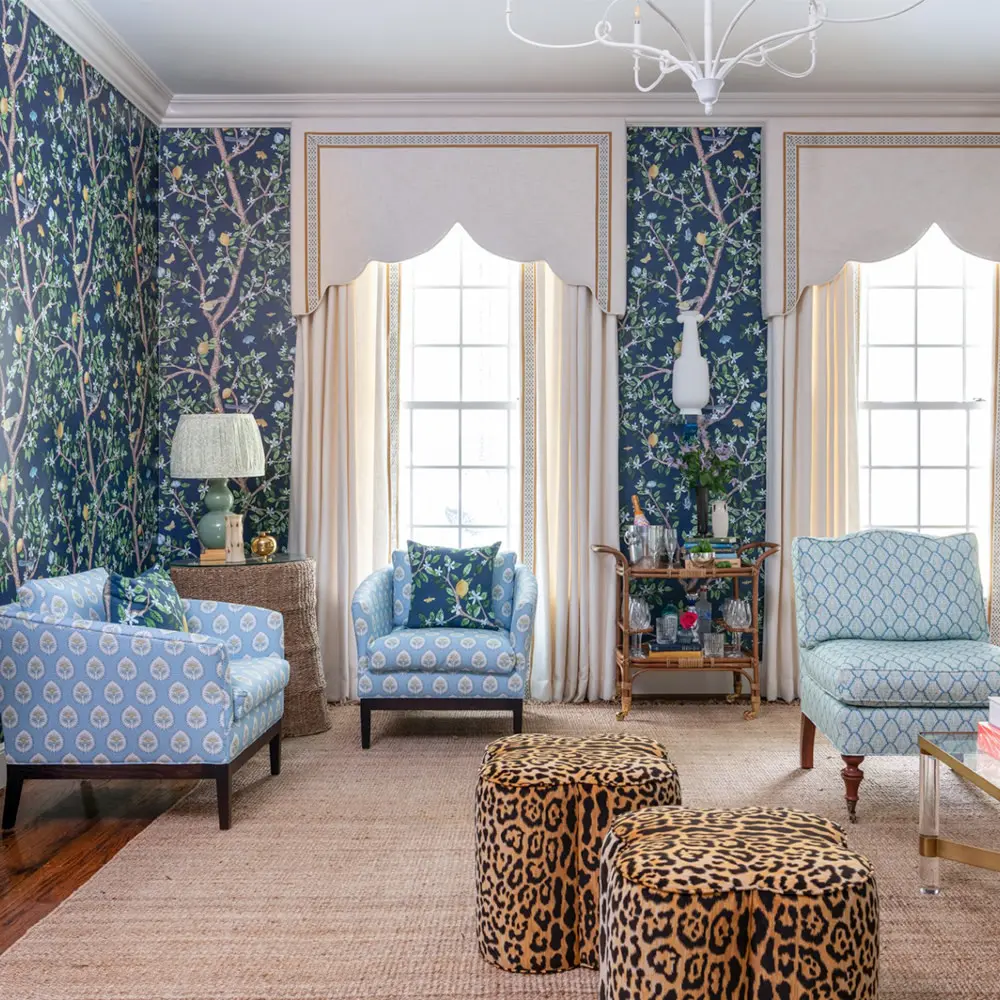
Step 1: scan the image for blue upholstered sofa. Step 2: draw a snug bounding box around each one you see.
[0,568,290,829]
[792,530,999,820]
[352,549,538,747]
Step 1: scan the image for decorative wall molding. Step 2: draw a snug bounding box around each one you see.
[164,91,1000,128]
[24,0,171,123]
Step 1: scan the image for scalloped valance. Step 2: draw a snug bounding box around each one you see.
[290,118,626,317]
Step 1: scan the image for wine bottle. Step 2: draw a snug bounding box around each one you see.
[631,494,650,527]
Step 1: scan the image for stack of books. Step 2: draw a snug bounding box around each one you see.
[977,696,1000,761]
[686,535,740,567]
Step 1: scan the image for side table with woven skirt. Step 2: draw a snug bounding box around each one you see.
[170,555,331,737]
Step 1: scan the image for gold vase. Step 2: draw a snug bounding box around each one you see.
[250,531,277,560]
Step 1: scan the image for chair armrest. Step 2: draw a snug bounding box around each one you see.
[182,600,285,659]
[352,567,394,675]
[509,565,538,676]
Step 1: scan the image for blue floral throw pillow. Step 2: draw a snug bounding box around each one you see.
[406,540,502,630]
[105,566,187,632]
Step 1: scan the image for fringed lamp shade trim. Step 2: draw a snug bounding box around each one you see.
[170,413,266,480]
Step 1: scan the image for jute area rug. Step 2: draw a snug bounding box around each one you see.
[1,701,998,1000]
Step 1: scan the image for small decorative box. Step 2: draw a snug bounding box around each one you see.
[977,720,1000,762]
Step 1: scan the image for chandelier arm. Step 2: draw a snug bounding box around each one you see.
[818,0,928,24]
[634,64,672,93]
[710,0,764,74]
[759,43,819,79]
[504,1,603,49]
[643,0,700,66]
[716,19,826,78]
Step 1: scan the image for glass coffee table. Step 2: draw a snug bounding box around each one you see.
[918,732,1000,895]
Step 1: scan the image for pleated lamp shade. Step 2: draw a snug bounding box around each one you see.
[170,413,265,480]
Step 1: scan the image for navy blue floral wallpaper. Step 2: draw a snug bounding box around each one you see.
[157,127,295,561]
[620,126,764,546]
[0,0,159,605]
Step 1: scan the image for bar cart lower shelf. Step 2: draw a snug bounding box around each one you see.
[593,542,779,721]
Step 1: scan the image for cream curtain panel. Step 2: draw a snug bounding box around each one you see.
[532,264,619,703]
[289,263,389,702]
[764,265,860,702]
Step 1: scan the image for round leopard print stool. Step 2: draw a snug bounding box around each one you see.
[599,806,879,999]
[475,732,681,974]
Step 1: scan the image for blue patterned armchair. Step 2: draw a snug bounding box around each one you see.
[352,550,537,748]
[792,530,999,821]
[0,568,291,829]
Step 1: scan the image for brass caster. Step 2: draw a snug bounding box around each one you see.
[743,707,759,721]
[725,692,740,704]
[615,710,627,722]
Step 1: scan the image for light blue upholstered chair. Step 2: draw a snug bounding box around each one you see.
[0,568,290,829]
[792,530,999,821]
[352,549,537,748]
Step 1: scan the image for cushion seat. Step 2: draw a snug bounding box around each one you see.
[230,656,291,720]
[800,638,1000,707]
[367,627,515,674]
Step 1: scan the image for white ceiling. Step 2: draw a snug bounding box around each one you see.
[82,0,1000,97]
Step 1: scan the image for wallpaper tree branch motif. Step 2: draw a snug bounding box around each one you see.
[157,127,294,561]
[620,127,764,550]
[0,0,158,604]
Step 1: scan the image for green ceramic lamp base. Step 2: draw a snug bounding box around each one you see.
[197,478,233,550]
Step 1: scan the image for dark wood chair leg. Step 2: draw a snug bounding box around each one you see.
[269,731,281,775]
[841,755,865,824]
[215,767,233,830]
[1,767,24,830]
[800,714,816,769]
[360,701,372,749]
[512,700,523,734]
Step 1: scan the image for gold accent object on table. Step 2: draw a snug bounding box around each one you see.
[592,541,779,721]
[250,531,278,559]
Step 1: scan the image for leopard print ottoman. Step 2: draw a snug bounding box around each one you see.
[599,806,879,999]
[475,732,681,974]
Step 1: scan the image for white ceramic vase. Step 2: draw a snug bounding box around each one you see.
[711,499,729,539]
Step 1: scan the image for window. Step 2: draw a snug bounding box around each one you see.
[394,226,525,552]
[859,225,997,580]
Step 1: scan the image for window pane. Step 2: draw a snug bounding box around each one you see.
[409,527,460,548]
[917,289,963,345]
[461,469,509,526]
[866,289,914,344]
[916,347,963,401]
[412,469,459,525]
[859,467,870,526]
[970,467,991,533]
[857,409,869,468]
[462,526,508,549]
[463,347,509,401]
[870,410,917,467]
[870,469,918,525]
[920,410,967,467]
[412,348,460,401]
[462,410,509,466]
[868,247,915,285]
[921,469,967,526]
[966,255,996,289]
[410,230,460,285]
[462,239,512,286]
[917,227,964,285]
[966,345,993,402]
[966,285,995,345]
[411,409,459,466]
[970,407,991,468]
[463,289,511,345]
[413,289,460,344]
[867,347,914,402]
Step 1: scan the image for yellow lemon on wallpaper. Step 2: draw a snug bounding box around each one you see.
[218,232,231,247]
[136,360,143,376]
[37,224,44,236]
[197,341,209,356]
[15,171,22,187]
[15,537,23,554]
[136,244,143,255]
[1,97,8,115]
[222,387,233,399]
[733,418,744,428]
[82,185,89,202]
[127,187,134,202]
[82,504,90,521]
[71,311,79,327]
[733,149,745,160]
[83,371,89,384]
[256,151,267,160]
[55,421,64,440]
[14,324,23,344]
[647,432,658,447]
[256,418,267,428]
[100,409,106,421]
[0,473,7,493]
[171,165,183,180]
[455,579,469,599]
[56,85,64,103]
[648,164,659,179]
[695,232,708,246]
[114,280,121,296]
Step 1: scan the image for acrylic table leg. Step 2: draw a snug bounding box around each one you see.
[919,751,941,896]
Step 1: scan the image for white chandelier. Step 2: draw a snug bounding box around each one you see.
[506,0,929,114]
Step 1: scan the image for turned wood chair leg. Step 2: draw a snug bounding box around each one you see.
[269,731,282,775]
[800,714,816,769]
[512,700,523,734]
[215,767,233,830]
[841,755,866,824]
[1,768,24,830]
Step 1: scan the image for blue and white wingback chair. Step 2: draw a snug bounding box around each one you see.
[352,550,538,748]
[0,568,291,829]
[792,530,1000,821]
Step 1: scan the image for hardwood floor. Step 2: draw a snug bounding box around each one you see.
[0,774,193,954]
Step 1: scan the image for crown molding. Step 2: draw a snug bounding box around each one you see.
[23,0,171,123]
[162,90,1000,128]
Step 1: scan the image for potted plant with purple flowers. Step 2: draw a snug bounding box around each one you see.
[667,429,736,537]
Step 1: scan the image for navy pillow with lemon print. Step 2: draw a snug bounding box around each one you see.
[105,565,187,632]
[406,540,501,630]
